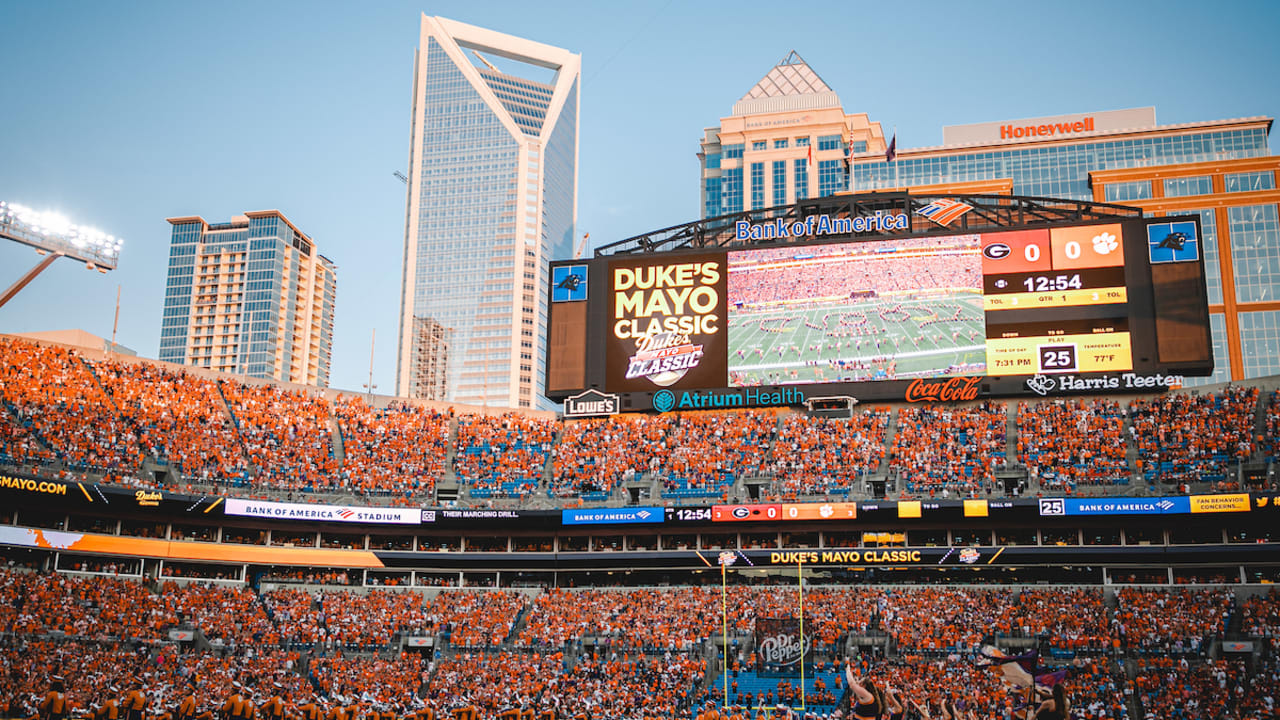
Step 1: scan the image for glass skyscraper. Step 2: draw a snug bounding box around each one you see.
[396,16,579,409]
[159,211,336,386]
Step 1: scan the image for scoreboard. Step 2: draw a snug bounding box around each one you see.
[546,215,1212,411]
[981,223,1133,375]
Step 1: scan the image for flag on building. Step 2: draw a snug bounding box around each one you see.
[885,134,897,163]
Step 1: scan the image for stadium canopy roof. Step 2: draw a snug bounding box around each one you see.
[594,192,1144,257]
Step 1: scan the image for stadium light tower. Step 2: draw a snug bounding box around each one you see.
[0,201,123,309]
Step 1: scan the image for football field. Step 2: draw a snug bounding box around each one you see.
[727,291,987,386]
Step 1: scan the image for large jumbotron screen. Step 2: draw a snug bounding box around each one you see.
[546,215,1213,411]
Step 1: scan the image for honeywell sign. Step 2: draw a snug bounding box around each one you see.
[943,108,1156,146]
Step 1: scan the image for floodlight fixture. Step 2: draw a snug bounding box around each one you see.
[0,201,123,269]
[0,200,124,309]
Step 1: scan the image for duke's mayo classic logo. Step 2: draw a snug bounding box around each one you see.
[614,262,720,387]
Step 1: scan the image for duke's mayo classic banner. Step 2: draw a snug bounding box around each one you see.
[606,252,728,391]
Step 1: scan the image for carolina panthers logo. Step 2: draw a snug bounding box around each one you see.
[1147,221,1198,264]
[1157,231,1187,251]
[552,265,588,302]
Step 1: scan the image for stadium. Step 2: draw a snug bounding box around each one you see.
[2,188,1279,720]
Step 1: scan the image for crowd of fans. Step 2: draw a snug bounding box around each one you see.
[879,588,1010,652]
[0,638,310,720]
[310,653,426,706]
[427,590,526,649]
[1239,589,1280,642]
[657,411,777,491]
[890,402,1008,497]
[1131,658,1275,720]
[217,382,337,491]
[0,339,141,474]
[1056,660,1130,720]
[1113,588,1235,654]
[551,415,672,497]
[1009,589,1113,653]
[453,413,558,496]
[2,337,1277,505]
[728,237,983,308]
[90,361,247,487]
[1266,391,1280,464]
[1129,386,1258,488]
[11,566,1253,660]
[517,588,723,652]
[1017,399,1131,491]
[332,397,450,500]
[3,563,1279,720]
[152,581,275,647]
[320,589,432,647]
[765,410,888,497]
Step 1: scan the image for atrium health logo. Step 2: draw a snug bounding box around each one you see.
[653,389,676,412]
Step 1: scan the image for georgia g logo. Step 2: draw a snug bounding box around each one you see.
[982,242,1011,260]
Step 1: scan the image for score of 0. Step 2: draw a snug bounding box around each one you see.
[981,225,1125,275]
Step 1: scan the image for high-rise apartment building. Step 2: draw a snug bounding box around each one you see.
[701,54,1279,385]
[396,16,580,408]
[159,210,337,386]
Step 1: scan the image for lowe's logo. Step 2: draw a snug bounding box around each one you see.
[565,389,619,418]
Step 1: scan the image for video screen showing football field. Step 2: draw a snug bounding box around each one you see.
[727,235,986,387]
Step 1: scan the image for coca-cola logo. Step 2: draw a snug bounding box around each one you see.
[757,633,808,665]
[904,376,982,403]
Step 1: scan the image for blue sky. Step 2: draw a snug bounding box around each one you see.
[1,0,1277,393]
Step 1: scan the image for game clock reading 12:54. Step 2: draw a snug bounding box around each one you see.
[981,224,1132,375]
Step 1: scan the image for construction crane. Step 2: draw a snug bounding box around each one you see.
[393,171,408,184]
